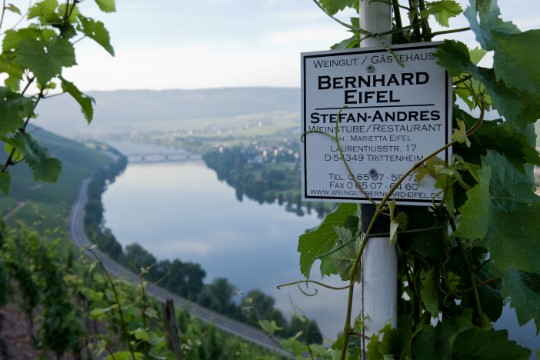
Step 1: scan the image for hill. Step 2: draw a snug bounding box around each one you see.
[36,87,301,137]
[0,126,111,229]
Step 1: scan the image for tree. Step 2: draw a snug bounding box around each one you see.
[124,242,157,271]
[240,289,288,330]
[295,0,540,358]
[157,259,206,300]
[0,0,116,195]
[198,277,239,318]
[285,315,323,345]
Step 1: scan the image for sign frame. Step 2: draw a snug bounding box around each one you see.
[301,42,452,206]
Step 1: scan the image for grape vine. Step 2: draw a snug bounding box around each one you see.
[0,0,115,195]
[294,0,540,359]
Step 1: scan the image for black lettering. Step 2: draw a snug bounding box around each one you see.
[318,76,331,89]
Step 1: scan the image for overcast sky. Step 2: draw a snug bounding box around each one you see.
[63,0,538,91]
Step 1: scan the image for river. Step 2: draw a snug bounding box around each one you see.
[101,141,360,340]
[101,141,539,352]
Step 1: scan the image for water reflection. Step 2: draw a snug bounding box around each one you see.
[102,159,356,339]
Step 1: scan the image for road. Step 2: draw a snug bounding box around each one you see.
[68,177,293,358]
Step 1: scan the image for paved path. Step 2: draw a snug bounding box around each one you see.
[68,177,292,358]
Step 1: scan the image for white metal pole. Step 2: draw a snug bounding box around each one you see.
[359,0,397,353]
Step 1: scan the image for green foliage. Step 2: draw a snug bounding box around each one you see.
[0,220,283,358]
[202,142,335,217]
[298,203,358,278]
[299,0,540,358]
[0,0,115,194]
[316,0,356,16]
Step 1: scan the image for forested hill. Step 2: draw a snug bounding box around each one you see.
[37,87,300,137]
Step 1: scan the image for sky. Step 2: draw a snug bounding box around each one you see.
[59,0,539,91]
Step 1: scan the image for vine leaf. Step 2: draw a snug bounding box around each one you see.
[465,0,540,95]
[16,36,76,85]
[367,316,414,359]
[5,4,21,15]
[325,226,361,281]
[95,0,117,13]
[457,151,540,274]
[452,328,530,359]
[412,310,473,359]
[11,132,62,182]
[420,269,439,316]
[456,109,540,168]
[389,200,407,246]
[454,165,490,241]
[61,78,95,123]
[0,87,34,133]
[317,0,355,16]
[501,269,540,332]
[28,0,62,25]
[0,172,10,195]
[437,40,540,128]
[298,203,358,278]
[451,119,470,147]
[464,0,519,49]
[424,0,463,27]
[78,15,115,56]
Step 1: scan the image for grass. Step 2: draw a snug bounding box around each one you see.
[0,126,111,230]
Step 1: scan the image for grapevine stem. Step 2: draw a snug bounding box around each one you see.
[432,27,471,37]
[339,115,485,359]
[457,238,485,328]
[448,217,486,328]
[0,0,6,31]
[277,280,350,291]
[463,277,501,293]
[88,249,137,360]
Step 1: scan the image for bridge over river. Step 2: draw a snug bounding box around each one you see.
[127,152,201,163]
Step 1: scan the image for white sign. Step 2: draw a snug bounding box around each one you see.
[301,43,452,206]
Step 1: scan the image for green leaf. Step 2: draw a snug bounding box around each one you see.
[318,0,354,16]
[458,151,540,274]
[465,0,540,95]
[324,226,361,281]
[456,111,540,167]
[455,165,491,240]
[298,203,358,278]
[0,87,34,133]
[452,328,530,359]
[78,15,115,56]
[0,172,10,195]
[367,316,414,360]
[412,310,473,359]
[6,4,22,15]
[331,35,359,50]
[60,78,94,123]
[12,132,62,182]
[464,0,519,50]
[452,119,470,147]
[107,351,145,360]
[144,307,158,319]
[437,40,540,128]
[501,269,540,332]
[131,328,150,342]
[389,201,407,246]
[483,152,540,274]
[16,36,76,85]
[95,0,116,13]
[28,0,61,25]
[420,269,439,316]
[490,30,540,95]
[425,0,463,27]
[259,319,283,335]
